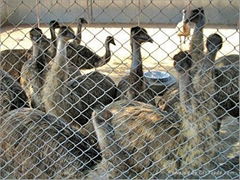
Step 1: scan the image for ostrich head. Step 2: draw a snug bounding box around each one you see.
[30,27,50,52]
[92,108,115,143]
[206,33,223,52]
[58,26,76,41]
[182,9,187,14]
[131,26,153,44]
[173,51,192,73]
[49,20,60,30]
[78,18,88,24]
[106,36,116,46]
[185,7,205,24]
[29,27,43,43]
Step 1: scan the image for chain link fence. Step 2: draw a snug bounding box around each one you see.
[0,0,239,179]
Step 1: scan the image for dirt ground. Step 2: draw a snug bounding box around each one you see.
[0,24,239,177]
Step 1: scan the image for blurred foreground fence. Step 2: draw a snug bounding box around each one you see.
[0,0,239,179]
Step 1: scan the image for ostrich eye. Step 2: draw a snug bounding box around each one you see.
[96,117,105,125]
[173,61,176,67]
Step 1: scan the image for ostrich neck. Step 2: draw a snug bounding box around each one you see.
[182,13,186,21]
[91,39,112,68]
[178,71,193,112]
[56,38,67,59]
[190,45,217,130]
[76,23,82,44]
[189,20,205,59]
[50,37,69,82]
[42,34,75,124]
[93,117,129,173]
[130,40,143,78]
[203,49,218,68]
[179,63,216,156]
[50,28,57,47]
[32,42,40,58]
[102,40,111,63]
[32,42,46,72]
[189,19,205,76]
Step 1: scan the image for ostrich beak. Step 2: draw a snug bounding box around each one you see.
[147,37,154,43]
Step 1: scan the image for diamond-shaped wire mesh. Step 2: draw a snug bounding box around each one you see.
[0,0,239,179]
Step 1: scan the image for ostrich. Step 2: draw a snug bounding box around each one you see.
[48,20,83,79]
[20,25,81,112]
[42,26,116,128]
[74,17,88,45]
[158,8,239,132]
[47,19,116,70]
[0,21,59,82]
[117,26,155,105]
[187,7,205,75]
[50,19,115,76]
[0,69,29,116]
[67,35,116,69]
[0,108,101,179]
[21,20,92,105]
[20,27,50,111]
[68,18,93,78]
[176,9,190,44]
[47,20,60,57]
[157,8,206,111]
[158,7,211,111]
[91,34,225,179]
[213,62,239,131]
[0,21,58,82]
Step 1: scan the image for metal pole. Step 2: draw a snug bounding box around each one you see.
[137,0,140,26]
[35,0,40,27]
[87,0,93,23]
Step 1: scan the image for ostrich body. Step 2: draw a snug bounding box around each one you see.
[0,69,29,116]
[214,63,239,129]
[20,28,50,111]
[215,54,239,67]
[42,26,116,127]
[0,108,101,179]
[0,49,31,81]
[92,35,223,178]
[117,26,155,105]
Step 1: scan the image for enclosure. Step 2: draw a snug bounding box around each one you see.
[0,0,239,179]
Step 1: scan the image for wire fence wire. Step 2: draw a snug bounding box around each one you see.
[0,0,239,179]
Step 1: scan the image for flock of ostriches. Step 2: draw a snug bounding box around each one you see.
[0,7,239,179]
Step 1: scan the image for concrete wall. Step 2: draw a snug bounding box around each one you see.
[1,0,239,26]
[0,0,8,26]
